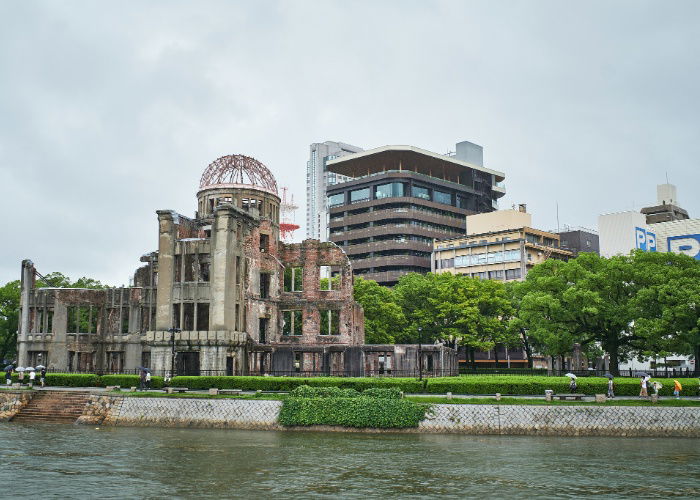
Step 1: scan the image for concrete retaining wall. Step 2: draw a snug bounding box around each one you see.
[72,396,700,437]
[420,404,700,437]
[0,391,32,421]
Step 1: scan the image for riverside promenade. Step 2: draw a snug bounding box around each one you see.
[3,387,700,437]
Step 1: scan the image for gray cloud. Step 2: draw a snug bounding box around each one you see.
[1,0,699,284]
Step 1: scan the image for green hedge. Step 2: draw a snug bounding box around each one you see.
[424,376,700,396]
[289,385,403,399]
[101,375,164,389]
[7,373,164,388]
[279,397,428,428]
[169,376,425,393]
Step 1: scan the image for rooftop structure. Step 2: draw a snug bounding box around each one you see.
[326,142,506,286]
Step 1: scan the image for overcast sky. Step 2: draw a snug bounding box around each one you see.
[1,0,699,285]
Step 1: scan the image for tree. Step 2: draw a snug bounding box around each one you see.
[518,251,700,375]
[0,280,20,362]
[353,277,406,344]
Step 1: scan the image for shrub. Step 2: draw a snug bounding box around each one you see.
[425,376,700,396]
[361,387,403,399]
[169,376,425,393]
[45,373,102,387]
[289,386,359,398]
[279,397,428,428]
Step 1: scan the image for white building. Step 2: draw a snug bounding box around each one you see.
[305,141,363,241]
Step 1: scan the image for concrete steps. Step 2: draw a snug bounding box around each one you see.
[12,391,91,423]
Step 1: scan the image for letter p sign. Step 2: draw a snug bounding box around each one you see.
[635,227,656,252]
[668,235,700,260]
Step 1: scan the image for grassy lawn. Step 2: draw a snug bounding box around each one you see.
[406,396,700,407]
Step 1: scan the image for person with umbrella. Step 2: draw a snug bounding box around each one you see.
[605,373,615,399]
[138,367,147,391]
[651,380,662,396]
[145,368,152,390]
[639,374,649,398]
[37,365,47,388]
[27,367,36,388]
[565,373,577,393]
[4,364,13,386]
[673,379,682,399]
[17,367,25,386]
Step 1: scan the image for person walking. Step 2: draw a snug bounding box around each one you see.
[651,380,662,396]
[40,367,47,388]
[673,379,682,399]
[28,369,36,388]
[145,370,151,391]
[4,367,12,386]
[18,370,24,387]
[139,369,146,391]
[569,377,577,393]
[639,376,648,398]
[607,377,615,399]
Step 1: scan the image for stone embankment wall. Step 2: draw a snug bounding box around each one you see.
[420,404,700,437]
[74,396,700,437]
[0,391,32,421]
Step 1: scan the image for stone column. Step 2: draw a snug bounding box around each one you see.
[155,211,176,331]
[210,206,239,332]
[17,260,35,366]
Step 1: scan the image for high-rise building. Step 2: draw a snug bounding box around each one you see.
[306,141,363,241]
[326,141,506,286]
[640,183,690,224]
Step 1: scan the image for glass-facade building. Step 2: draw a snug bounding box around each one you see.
[326,144,506,286]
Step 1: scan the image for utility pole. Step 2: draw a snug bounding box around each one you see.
[418,327,423,381]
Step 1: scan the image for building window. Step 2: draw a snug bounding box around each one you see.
[319,266,340,290]
[350,188,370,203]
[489,270,504,280]
[328,193,345,207]
[121,307,129,334]
[505,268,522,280]
[320,310,340,335]
[433,190,451,205]
[260,272,271,298]
[375,182,404,199]
[197,303,209,331]
[199,254,210,282]
[282,310,303,335]
[260,233,270,253]
[67,306,99,334]
[259,317,268,343]
[284,267,303,292]
[411,185,430,200]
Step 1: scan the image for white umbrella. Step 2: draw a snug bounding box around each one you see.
[15,367,26,372]
[26,367,35,371]
[35,365,45,369]
[565,373,577,379]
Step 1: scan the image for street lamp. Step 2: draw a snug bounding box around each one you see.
[418,326,423,381]
[167,327,181,379]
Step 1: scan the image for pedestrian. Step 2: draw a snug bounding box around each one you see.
[139,369,146,391]
[145,370,151,391]
[40,367,47,388]
[4,367,11,386]
[18,370,24,386]
[28,369,36,388]
[651,380,662,396]
[673,379,682,399]
[607,377,615,399]
[639,376,648,398]
[569,377,577,393]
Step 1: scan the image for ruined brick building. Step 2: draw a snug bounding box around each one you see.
[17,155,457,376]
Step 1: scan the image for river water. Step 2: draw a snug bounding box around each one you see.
[1,423,699,499]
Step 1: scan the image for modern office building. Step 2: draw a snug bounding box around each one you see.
[599,183,698,259]
[325,141,506,285]
[433,207,572,281]
[306,141,363,241]
[557,227,599,256]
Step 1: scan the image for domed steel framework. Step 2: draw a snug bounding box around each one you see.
[199,154,278,195]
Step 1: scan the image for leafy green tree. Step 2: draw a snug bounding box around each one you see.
[0,280,20,362]
[518,251,700,374]
[353,277,406,344]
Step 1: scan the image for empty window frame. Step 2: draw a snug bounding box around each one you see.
[184,254,195,282]
[319,310,340,335]
[121,307,129,334]
[196,303,209,331]
[259,317,268,343]
[260,272,271,298]
[284,267,303,292]
[66,306,99,334]
[282,310,303,335]
[183,303,194,330]
[199,254,210,282]
[319,266,341,290]
[259,233,270,253]
[172,303,181,329]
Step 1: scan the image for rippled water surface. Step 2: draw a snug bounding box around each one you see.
[1,423,699,499]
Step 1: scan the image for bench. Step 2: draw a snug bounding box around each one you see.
[557,393,585,401]
[165,387,189,394]
[219,389,243,395]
